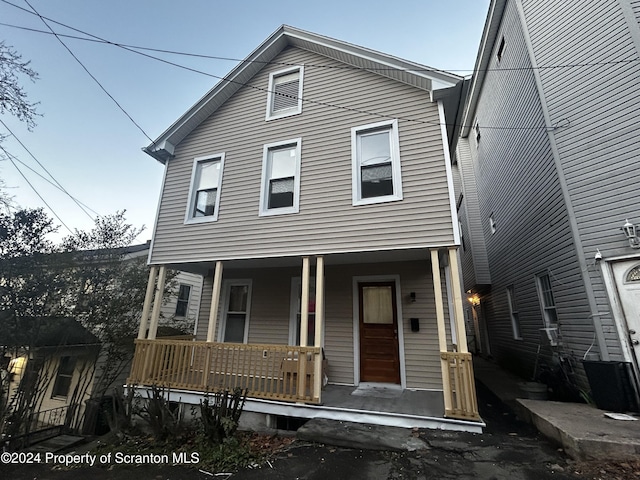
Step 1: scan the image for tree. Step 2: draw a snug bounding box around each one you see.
[0,41,39,131]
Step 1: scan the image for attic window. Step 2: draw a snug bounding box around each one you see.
[497,36,506,62]
[266,66,304,120]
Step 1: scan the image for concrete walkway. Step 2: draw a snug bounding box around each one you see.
[474,356,640,461]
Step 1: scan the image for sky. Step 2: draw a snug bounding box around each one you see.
[0,0,490,243]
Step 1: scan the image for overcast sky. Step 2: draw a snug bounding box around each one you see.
[0,0,490,243]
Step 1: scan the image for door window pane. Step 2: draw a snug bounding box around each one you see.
[362,286,393,324]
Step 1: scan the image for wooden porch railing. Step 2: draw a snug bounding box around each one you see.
[128,339,322,404]
[441,352,480,421]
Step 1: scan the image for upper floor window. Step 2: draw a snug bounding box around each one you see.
[259,139,302,216]
[536,273,558,327]
[266,66,304,120]
[506,286,522,340]
[185,154,225,223]
[175,284,191,317]
[351,119,403,206]
[497,36,506,62]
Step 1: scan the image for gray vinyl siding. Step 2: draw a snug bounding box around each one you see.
[150,47,455,265]
[521,0,640,360]
[456,138,491,289]
[160,271,203,329]
[632,0,640,23]
[192,260,449,390]
[469,0,595,379]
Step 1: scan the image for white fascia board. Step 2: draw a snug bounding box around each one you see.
[461,0,507,138]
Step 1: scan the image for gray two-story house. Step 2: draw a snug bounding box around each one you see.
[128,26,483,431]
[456,0,640,408]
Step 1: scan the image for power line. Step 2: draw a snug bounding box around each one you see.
[2,0,571,132]
[1,144,73,233]
[1,14,639,74]
[0,118,99,220]
[23,0,154,143]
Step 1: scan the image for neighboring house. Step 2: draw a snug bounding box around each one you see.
[130,25,483,432]
[2,243,203,442]
[454,0,640,408]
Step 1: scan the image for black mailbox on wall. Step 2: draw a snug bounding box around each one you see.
[410,318,419,332]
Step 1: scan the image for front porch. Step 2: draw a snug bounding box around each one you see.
[129,247,481,427]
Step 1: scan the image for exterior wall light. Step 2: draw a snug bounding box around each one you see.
[622,219,640,249]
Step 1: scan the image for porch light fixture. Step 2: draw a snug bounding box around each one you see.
[622,219,640,249]
[468,294,480,306]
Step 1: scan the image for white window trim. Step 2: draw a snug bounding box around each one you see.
[351,119,403,206]
[184,153,225,224]
[174,283,191,318]
[506,286,522,340]
[265,65,304,121]
[217,279,252,344]
[535,273,557,328]
[258,138,302,217]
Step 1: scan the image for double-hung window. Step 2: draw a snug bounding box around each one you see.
[266,66,304,120]
[506,286,522,340]
[259,139,301,216]
[351,119,402,205]
[174,284,191,317]
[219,281,252,344]
[536,273,558,327]
[52,356,75,398]
[185,154,225,223]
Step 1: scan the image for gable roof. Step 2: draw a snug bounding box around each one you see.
[143,25,462,163]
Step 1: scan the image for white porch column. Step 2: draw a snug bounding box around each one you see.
[431,249,453,413]
[206,261,224,343]
[300,256,310,347]
[448,247,469,353]
[147,265,167,340]
[314,256,324,348]
[314,255,325,401]
[138,266,158,339]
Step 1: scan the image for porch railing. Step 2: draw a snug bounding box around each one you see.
[128,339,322,404]
[441,352,480,421]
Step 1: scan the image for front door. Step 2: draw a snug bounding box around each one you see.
[613,260,640,365]
[358,282,401,384]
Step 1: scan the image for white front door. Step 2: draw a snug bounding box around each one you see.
[613,260,640,364]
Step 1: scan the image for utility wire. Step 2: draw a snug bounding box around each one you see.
[1,144,73,233]
[0,4,559,131]
[0,146,100,218]
[0,118,99,220]
[1,12,639,74]
[23,0,154,143]
[4,0,581,131]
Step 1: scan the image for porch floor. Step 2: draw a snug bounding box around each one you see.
[150,383,484,433]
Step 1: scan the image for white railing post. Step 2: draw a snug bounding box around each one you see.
[138,266,158,339]
[431,250,453,414]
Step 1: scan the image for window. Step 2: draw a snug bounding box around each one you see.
[52,356,75,398]
[489,214,496,234]
[220,281,251,343]
[259,139,301,216]
[536,273,558,327]
[506,286,522,340]
[289,277,317,346]
[351,119,402,205]
[497,36,506,62]
[185,154,225,223]
[175,284,191,317]
[266,66,304,120]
